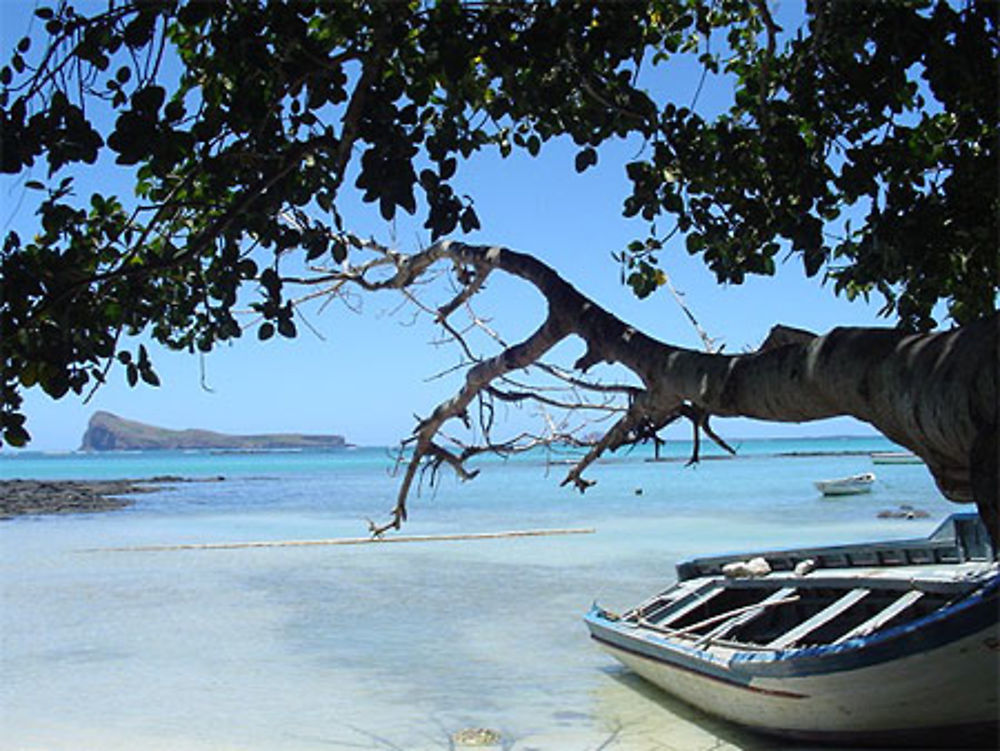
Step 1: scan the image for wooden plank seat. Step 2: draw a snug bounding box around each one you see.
[832,589,925,644]
[643,582,725,626]
[766,588,872,649]
[695,587,798,646]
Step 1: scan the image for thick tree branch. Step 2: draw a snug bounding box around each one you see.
[326,240,996,541]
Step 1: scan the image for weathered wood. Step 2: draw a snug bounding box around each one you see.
[766,588,871,649]
[652,583,725,626]
[669,593,801,636]
[832,589,925,644]
[695,586,798,646]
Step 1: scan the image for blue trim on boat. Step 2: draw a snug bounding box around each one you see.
[675,512,993,581]
[587,628,809,699]
[584,609,750,686]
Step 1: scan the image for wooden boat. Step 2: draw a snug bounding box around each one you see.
[871,451,923,465]
[814,471,875,495]
[584,514,999,745]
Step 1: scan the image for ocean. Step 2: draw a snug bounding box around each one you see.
[0,437,959,750]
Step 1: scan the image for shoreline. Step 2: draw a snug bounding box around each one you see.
[0,447,891,519]
[0,476,224,519]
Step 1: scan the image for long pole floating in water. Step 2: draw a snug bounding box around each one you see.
[88,527,596,552]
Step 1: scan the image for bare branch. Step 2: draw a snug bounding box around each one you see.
[659,270,721,353]
[277,239,994,538]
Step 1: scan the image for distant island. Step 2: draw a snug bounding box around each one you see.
[80,411,348,451]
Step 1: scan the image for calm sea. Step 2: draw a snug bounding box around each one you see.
[0,437,959,750]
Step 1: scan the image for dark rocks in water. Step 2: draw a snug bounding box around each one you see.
[79,411,347,451]
[0,479,133,518]
[877,504,931,519]
[0,476,224,519]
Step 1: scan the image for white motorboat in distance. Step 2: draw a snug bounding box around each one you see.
[584,514,999,746]
[814,471,875,495]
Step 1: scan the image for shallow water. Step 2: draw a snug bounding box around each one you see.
[1,439,957,749]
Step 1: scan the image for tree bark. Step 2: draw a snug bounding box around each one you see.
[351,241,998,541]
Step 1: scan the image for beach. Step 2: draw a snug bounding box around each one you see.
[0,438,958,749]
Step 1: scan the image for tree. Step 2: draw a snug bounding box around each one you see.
[1,1,996,537]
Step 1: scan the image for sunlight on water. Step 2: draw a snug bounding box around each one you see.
[1,439,952,749]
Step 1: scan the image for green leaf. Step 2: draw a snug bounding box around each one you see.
[331,238,348,263]
[3,424,30,447]
[685,233,705,254]
[124,14,156,48]
[131,85,165,115]
[575,147,598,173]
[379,195,395,221]
[803,248,825,277]
[260,268,281,295]
[460,206,480,233]
[19,362,38,388]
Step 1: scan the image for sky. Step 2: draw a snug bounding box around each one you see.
[1,2,895,452]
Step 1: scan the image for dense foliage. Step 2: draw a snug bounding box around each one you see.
[1,0,997,446]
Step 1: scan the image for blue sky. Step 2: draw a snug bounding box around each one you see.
[2,2,894,451]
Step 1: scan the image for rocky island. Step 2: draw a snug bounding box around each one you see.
[80,411,348,451]
[1,412,347,519]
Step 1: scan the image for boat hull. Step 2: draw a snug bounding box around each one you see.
[586,575,1000,742]
[814,482,872,495]
[815,473,875,495]
[590,625,998,742]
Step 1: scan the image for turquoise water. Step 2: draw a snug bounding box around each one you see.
[0,438,959,749]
